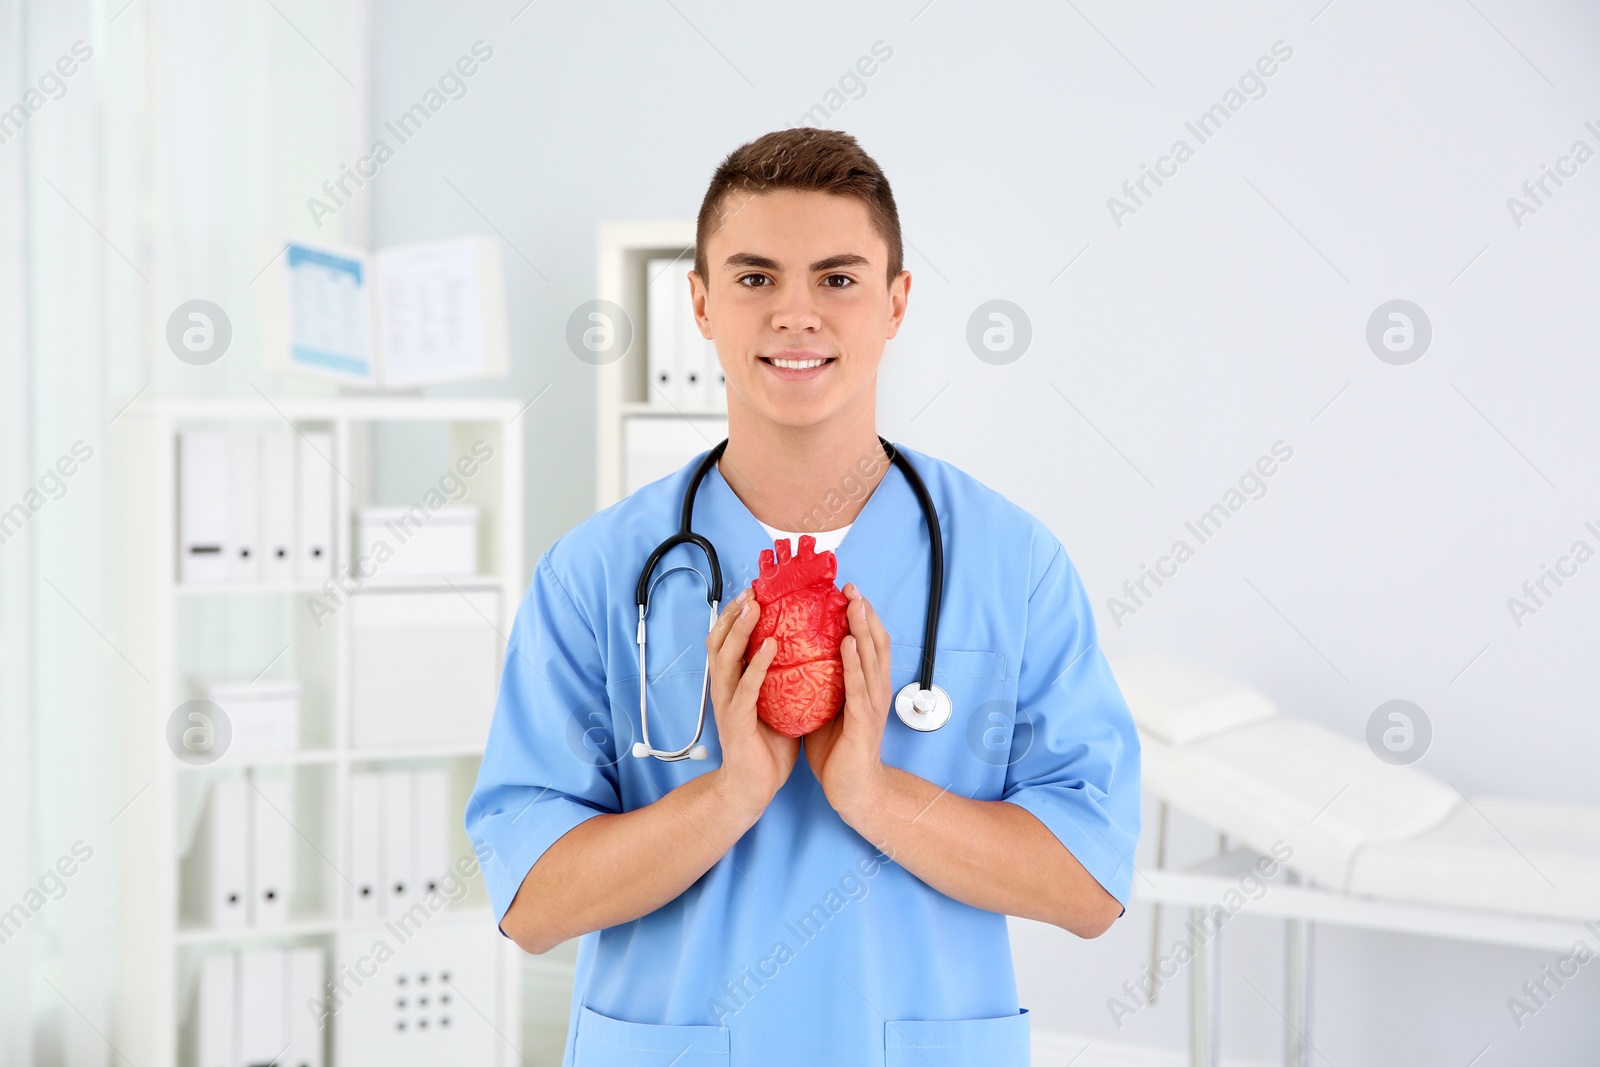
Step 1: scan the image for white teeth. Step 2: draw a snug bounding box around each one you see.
[769,357,828,369]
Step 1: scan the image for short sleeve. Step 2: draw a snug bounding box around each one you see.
[1000,539,1142,911]
[465,551,622,933]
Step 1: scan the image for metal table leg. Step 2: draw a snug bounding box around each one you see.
[1190,906,1221,1067]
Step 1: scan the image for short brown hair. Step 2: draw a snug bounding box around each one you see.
[694,128,903,287]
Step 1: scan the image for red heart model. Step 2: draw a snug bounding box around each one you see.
[743,535,851,737]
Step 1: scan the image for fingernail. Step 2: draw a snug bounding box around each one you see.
[740,600,750,617]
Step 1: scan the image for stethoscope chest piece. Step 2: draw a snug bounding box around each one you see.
[894,682,952,732]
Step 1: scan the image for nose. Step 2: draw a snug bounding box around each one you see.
[770,279,823,333]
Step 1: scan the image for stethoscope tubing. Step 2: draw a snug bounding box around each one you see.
[633,436,943,757]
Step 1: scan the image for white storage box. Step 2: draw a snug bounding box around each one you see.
[356,505,479,579]
[202,678,301,755]
[348,588,501,749]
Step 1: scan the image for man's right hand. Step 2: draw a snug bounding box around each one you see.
[705,585,799,813]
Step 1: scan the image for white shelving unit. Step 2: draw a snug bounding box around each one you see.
[114,396,526,1067]
[595,219,729,509]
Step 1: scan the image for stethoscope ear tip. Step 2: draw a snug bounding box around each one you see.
[631,742,649,758]
[689,745,708,760]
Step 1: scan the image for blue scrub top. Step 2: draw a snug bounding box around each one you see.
[465,443,1141,1067]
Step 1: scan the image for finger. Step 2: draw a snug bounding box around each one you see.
[733,635,777,710]
[840,633,870,721]
[718,595,762,675]
[862,597,892,692]
[706,586,754,653]
[848,596,881,683]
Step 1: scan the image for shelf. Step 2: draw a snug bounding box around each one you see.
[174,906,497,946]
[175,749,339,771]
[346,742,490,762]
[620,402,728,419]
[173,744,489,770]
[174,575,509,597]
[127,396,527,423]
[115,394,528,1066]
[174,580,330,597]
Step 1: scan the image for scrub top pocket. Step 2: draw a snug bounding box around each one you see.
[574,1006,729,1066]
[883,644,1015,801]
[884,1007,1031,1067]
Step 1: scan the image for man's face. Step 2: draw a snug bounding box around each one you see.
[690,189,909,429]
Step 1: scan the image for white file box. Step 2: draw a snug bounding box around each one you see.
[347,589,501,749]
[355,505,479,578]
[203,678,300,755]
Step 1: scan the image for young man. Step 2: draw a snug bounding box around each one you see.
[466,128,1140,1066]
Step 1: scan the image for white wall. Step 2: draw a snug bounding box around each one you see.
[2,0,1576,1064]
[368,2,1600,1063]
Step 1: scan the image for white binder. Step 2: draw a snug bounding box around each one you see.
[178,430,229,583]
[259,431,298,581]
[249,767,292,926]
[295,430,333,580]
[197,777,249,928]
[679,303,717,408]
[225,432,261,581]
[413,768,448,900]
[382,769,417,915]
[193,951,235,1067]
[646,257,684,406]
[349,771,383,921]
[284,947,326,1067]
[237,948,287,1066]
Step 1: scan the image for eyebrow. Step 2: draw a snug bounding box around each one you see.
[721,252,872,274]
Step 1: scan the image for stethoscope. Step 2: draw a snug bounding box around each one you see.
[630,436,951,762]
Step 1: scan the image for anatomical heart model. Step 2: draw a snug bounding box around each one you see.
[744,535,851,737]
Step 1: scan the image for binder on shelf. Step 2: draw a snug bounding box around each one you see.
[349,771,383,921]
[186,777,249,928]
[225,432,262,581]
[249,767,293,926]
[295,430,334,580]
[178,430,229,583]
[259,431,298,581]
[237,949,287,1067]
[285,947,326,1067]
[413,768,449,900]
[646,256,684,406]
[193,950,235,1067]
[382,769,417,915]
[680,303,717,409]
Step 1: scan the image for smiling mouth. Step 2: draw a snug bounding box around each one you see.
[759,356,836,369]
